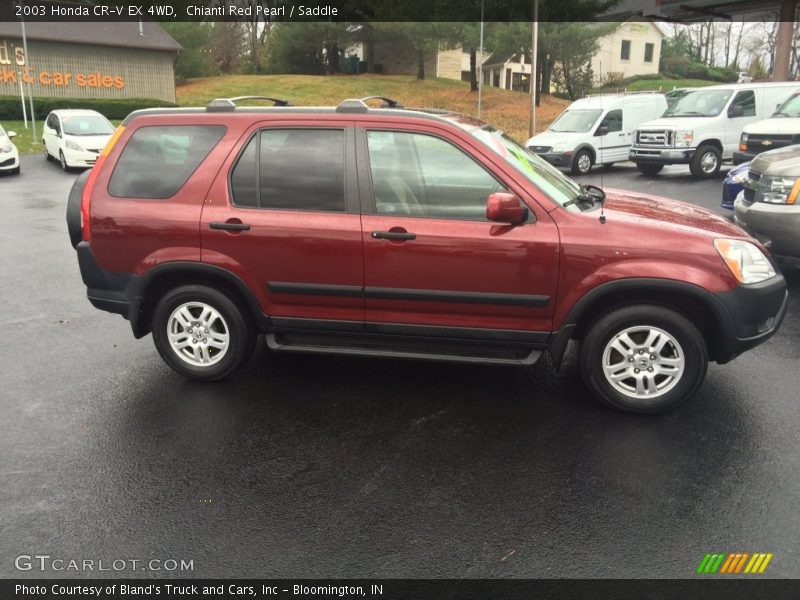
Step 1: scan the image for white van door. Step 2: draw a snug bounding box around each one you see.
[723,90,759,157]
[596,109,627,163]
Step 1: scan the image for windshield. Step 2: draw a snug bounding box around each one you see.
[549,109,602,133]
[62,115,114,136]
[773,92,800,117]
[663,89,733,117]
[470,125,583,209]
[0,126,6,137]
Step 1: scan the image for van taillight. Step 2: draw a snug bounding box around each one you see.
[81,126,125,242]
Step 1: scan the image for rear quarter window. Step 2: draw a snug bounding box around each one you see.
[108,125,226,199]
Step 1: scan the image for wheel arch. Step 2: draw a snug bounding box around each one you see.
[697,139,723,153]
[574,143,596,162]
[130,263,268,338]
[548,279,731,369]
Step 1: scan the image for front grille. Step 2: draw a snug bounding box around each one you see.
[746,134,797,154]
[743,187,755,202]
[528,145,551,153]
[0,157,15,167]
[636,129,672,147]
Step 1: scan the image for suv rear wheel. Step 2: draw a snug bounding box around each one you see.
[151,285,255,381]
[579,305,708,414]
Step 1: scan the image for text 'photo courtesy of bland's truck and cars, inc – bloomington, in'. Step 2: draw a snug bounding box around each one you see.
[1,0,800,599]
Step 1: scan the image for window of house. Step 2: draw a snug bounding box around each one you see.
[644,42,654,63]
[230,128,345,212]
[620,40,631,61]
[366,131,505,220]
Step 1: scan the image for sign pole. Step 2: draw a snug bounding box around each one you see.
[18,71,27,129]
[19,2,37,144]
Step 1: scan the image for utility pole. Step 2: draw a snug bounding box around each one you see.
[477,0,485,119]
[529,0,539,137]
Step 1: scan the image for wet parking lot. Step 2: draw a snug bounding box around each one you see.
[1,157,798,578]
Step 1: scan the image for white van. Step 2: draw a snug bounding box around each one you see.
[629,82,798,179]
[734,87,800,164]
[524,93,667,175]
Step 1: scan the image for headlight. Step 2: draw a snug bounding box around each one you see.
[714,239,776,284]
[739,133,748,152]
[65,138,84,151]
[0,143,12,153]
[729,170,748,185]
[757,175,800,205]
[674,130,693,147]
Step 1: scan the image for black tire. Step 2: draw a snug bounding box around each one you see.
[579,304,708,414]
[570,149,593,175]
[151,285,256,381]
[59,151,69,172]
[690,144,721,179]
[43,143,52,161]
[636,163,664,176]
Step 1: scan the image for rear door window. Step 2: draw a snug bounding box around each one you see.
[108,125,226,199]
[229,128,345,212]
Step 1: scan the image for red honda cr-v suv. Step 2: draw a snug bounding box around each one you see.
[67,96,788,413]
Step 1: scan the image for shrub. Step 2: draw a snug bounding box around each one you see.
[0,97,177,121]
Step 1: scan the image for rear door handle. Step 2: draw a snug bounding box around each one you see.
[371,231,416,241]
[210,221,251,231]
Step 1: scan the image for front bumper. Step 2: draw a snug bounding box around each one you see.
[536,151,573,168]
[733,195,800,259]
[712,272,788,363]
[63,147,100,168]
[0,152,19,170]
[629,147,695,165]
[733,151,755,165]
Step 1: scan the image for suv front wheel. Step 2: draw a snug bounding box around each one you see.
[152,285,255,381]
[579,305,708,414]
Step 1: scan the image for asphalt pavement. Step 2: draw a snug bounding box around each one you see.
[1,156,798,579]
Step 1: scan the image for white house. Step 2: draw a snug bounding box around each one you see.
[439,21,665,92]
[590,21,665,85]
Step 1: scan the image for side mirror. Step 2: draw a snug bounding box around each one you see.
[7,131,16,139]
[486,192,528,225]
[728,105,743,118]
[595,125,609,137]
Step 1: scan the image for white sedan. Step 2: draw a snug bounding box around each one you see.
[42,109,115,171]
[0,123,20,175]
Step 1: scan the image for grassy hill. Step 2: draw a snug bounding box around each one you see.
[177,74,570,143]
[5,75,571,155]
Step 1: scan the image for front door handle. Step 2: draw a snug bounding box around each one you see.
[210,221,251,231]
[371,230,416,241]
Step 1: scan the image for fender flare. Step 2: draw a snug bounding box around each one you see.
[547,278,732,369]
[128,262,268,338]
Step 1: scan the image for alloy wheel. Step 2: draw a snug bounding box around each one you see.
[601,325,685,399]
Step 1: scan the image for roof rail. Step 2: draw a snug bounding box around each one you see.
[206,96,293,112]
[584,90,661,98]
[336,96,403,113]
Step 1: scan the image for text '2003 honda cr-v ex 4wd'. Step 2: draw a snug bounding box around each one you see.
[66,96,789,414]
